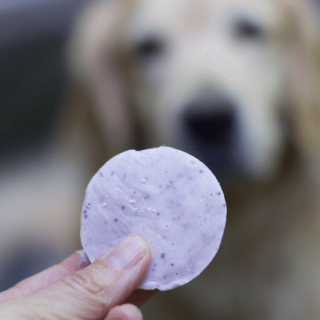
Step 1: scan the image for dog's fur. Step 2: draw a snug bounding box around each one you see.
[64,0,320,320]
[66,0,320,319]
[65,0,320,318]
[1,0,319,318]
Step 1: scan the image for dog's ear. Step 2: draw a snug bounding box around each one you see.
[67,0,137,161]
[284,0,320,180]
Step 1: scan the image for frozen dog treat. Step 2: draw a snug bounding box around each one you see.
[81,146,226,290]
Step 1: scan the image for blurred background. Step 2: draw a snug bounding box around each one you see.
[0,0,88,159]
[1,1,320,320]
[0,0,90,290]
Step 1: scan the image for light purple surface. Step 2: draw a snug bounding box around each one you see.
[80,146,226,290]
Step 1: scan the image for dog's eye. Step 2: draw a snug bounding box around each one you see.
[235,19,264,40]
[133,37,164,60]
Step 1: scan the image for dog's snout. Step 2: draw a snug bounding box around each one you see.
[184,98,235,146]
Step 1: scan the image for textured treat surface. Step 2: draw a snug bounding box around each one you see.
[81,146,226,290]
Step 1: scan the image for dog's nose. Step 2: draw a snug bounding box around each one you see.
[183,98,235,146]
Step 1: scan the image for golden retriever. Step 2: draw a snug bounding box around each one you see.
[1,0,319,318]
[66,0,320,319]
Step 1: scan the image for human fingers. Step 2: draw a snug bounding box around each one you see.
[0,235,151,320]
[0,249,156,308]
[105,303,143,320]
[0,250,90,303]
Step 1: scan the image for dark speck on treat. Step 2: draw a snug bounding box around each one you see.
[84,210,86,213]
[152,268,155,271]
[199,170,203,173]
[111,172,114,175]
[157,212,160,216]
[121,205,125,210]
[161,253,166,259]
[176,273,179,275]
[172,243,174,245]
[84,214,88,219]
[163,275,167,279]
[114,218,118,222]
[100,172,103,177]
[144,194,150,200]
[170,180,173,184]
[211,194,213,196]
[171,263,174,266]
[223,204,226,207]
[159,184,162,188]
[217,192,221,195]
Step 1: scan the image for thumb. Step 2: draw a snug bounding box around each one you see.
[0,235,151,320]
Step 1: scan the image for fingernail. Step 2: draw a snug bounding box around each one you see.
[103,235,147,270]
[76,250,91,268]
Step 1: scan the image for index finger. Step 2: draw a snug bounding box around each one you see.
[0,250,157,306]
[0,250,90,303]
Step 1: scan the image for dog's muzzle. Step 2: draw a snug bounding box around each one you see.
[182,95,238,179]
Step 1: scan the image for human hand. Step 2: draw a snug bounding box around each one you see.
[0,235,157,320]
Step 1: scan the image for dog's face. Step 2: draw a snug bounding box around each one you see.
[71,0,320,183]
[118,0,291,181]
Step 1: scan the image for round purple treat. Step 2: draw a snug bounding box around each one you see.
[80,146,227,290]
